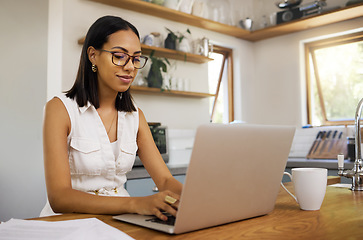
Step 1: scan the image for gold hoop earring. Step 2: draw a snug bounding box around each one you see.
[92,64,97,72]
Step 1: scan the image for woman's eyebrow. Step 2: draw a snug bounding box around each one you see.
[111,46,142,54]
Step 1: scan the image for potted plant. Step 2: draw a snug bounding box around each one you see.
[147,50,170,89]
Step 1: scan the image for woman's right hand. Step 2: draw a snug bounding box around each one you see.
[131,190,180,221]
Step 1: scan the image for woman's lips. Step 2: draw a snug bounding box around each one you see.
[117,75,133,84]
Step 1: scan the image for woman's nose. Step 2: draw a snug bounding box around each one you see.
[123,58,136,71]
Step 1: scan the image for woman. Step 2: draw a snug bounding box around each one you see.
[41,16,182,221]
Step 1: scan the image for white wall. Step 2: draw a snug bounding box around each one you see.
[0,0,48,221]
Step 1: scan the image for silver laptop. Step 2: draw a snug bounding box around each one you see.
[113,123,295,234]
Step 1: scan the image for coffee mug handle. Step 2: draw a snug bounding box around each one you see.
[281,172,298,203]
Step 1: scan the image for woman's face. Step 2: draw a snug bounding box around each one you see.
[89,29,141,95]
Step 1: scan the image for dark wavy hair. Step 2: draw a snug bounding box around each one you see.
[66,16,140,112]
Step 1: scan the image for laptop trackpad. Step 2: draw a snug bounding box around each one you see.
[113,214,176,234]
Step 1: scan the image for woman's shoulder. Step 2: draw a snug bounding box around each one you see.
[43,96,72,137]
[44,97,68,118]
[46,95,76,111]
[137,107,143,115]
[45,94,77,118]
[45,97,65,110]
[44,96,71,129]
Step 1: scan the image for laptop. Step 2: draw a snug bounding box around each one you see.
[113,123,295,234]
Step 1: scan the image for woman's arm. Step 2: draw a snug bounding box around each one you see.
[136,108,183,195]
[43,98,179,220]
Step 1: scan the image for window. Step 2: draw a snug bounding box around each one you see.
[305,31,363,126]
[208,45,234,123]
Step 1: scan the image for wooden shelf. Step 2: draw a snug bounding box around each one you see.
[77,37,213,98]
[89,0,363,41]
[89,0,251,38]
[140,44,213,63]
[246,3,363,41]
[78,38,213,64]
[130,86,214,98]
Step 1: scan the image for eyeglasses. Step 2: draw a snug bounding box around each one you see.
[99,49,148,69]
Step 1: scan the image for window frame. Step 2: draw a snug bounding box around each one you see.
[305,31,363,126]
[210,45,234,123]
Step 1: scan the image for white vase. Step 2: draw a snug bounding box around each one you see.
[177,37,191,53]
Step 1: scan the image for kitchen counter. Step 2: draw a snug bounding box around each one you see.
[127,158,356,180]
[287,157,355,170]
[286,157,357,184]
[127,163,188,180]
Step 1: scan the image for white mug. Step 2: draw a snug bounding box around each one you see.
[281,168,327,211]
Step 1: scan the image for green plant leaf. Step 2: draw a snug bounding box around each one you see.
[150,50,155,58]
[160,61,167,72]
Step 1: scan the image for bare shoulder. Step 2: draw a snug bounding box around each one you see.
[137,108,150,137]
[137,108,147,125]
[45,97,65,110]
[44,97,70,130]
[137,107,144,116]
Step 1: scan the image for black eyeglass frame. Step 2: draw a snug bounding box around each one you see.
[99,49,148,69]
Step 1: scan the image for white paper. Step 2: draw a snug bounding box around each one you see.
[0,218,134,240]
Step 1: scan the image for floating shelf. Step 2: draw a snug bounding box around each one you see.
[139,44,213,63]
[246,3,363,41]
[89,0,363,41]
[130,86,214,98]
[78,38,213,64]
[89,0,251,38]
[77,38,213,99]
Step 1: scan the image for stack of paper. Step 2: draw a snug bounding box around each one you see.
[0,218,134,240]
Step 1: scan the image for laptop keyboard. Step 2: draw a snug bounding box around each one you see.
[145,213,176,226]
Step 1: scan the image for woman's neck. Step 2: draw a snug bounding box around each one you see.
[98,89,118,110]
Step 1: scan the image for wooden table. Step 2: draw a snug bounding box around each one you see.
[33,177,363,240]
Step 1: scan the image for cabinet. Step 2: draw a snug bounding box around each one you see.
[125,175,186,197]
[89,0,363,41]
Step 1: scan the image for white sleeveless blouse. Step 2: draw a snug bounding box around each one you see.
[40,94,139,217]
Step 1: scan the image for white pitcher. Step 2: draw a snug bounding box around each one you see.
[191,0,207,18]
[179,0,195,14]
[164,0,182,10]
